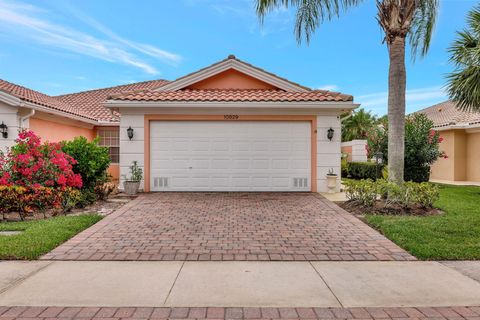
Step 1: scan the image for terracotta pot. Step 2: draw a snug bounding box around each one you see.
[326,175,338,194]
[123,181,140,195]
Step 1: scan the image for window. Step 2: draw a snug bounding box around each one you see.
[98,128,119,164]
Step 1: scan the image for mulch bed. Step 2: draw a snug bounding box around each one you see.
[0,193,135,222]
[339,200,442,216]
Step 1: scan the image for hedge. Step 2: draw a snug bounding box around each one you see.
[345,161,384,180]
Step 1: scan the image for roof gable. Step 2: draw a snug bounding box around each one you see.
[157,55,310,92]
[185,69,277,90]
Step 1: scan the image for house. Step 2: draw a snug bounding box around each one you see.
[419,100,480,183]
[0,55,357,192]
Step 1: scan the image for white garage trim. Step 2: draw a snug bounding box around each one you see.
[144,114,317,192]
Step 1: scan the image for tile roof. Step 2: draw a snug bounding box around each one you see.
[0,79,97,121]
[109,89,353,103]
[55,80,169,122]
[417,100,480,128]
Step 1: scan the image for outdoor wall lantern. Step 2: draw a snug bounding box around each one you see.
[0,122,8,139]
[327,127,334,141]
[127,126,134,140]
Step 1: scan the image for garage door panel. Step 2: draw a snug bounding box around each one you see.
[292,159,310,169]
[191,159,210,169]
[150,121,311,191]
[272,177,291,188]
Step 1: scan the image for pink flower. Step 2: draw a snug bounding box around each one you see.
[0,172,11,185]
[67,174,83,188]
[56,174,67,186]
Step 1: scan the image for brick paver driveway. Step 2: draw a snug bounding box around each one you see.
[42,193,414,261]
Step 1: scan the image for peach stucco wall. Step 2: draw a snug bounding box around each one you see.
[430,129,480,182]
[466,132,480,182]
[186,69,277,90]
[30,117,95,142]
[430,130,455,181]
[107,164,120,183]
[454,130,467,181]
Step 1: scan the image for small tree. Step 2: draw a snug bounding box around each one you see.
[342,108,377,142]
[367,113,445,182]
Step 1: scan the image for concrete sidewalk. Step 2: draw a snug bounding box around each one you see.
[1,261,480,308]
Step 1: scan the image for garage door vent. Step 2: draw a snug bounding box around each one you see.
[293,178,308,188]
[154,177,169,188]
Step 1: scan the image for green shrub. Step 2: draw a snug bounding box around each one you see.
[409,181,440,208]
[344,179,439,209]
[343,179,378,207]
[341,156,349,178]
[347,162,384,180]
[404,165,431,183]
[62,137,111,191]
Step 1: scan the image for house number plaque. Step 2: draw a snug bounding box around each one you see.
[224,115,240,120]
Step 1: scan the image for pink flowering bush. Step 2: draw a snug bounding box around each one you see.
[0,131,83,219]
[0,130,82,188]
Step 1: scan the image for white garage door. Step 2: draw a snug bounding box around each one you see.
[150,121,311,191]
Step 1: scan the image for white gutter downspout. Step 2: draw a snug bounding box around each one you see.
[340,110,353,122]
[20,108,35,129]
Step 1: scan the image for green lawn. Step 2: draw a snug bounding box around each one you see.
[366,184,480,260]
[0,214,102,260]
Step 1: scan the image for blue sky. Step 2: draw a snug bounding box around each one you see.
[0,0,476,115]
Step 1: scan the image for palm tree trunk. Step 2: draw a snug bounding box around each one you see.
[387,36,406,184]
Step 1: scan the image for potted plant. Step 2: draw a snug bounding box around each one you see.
[123,161,143,195]
[326,168,338,194]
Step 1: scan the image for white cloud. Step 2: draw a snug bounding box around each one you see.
[0,0,181,74]
[64,6,181,65]
[317,84,339,91]
[356,86,448,115]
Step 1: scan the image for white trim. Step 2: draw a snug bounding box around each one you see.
[0,91,22,106]
[30,110,96,129]
[21,101,99,125]
[156,59,309,92]
[106,100,359,110]
[434,123,480,131]
[97,121,120,126]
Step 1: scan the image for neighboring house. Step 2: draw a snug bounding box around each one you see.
[0,55,357,192]
[341,140,368,162]
[419,100,480,183]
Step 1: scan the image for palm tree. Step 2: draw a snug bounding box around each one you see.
[256,0,439,184]
[446,5,480,112]
[342,108,376,142]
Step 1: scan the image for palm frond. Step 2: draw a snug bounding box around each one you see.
[408,0,439,59]
[446,4,480,112]
[256,0,362,44]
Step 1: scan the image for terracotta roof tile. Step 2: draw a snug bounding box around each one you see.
[110,89,353,103]
[417,100,480,128]
[0,79,97,121]
[55,80,169,122]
